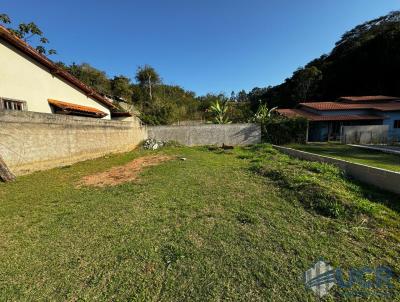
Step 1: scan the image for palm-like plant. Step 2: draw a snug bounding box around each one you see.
[252,101,278,124]
[209,100,232,124]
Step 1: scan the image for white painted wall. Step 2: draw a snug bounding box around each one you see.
[0,40,111,119]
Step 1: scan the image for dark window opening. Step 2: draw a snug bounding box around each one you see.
[394,120,400,129]
[0,97,27,111]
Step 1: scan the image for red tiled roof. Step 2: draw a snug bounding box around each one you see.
[339,95,400,102]
[0,25,116,110]
[277,108,386,122]
[48,99,108,118]
[300,102,400,112]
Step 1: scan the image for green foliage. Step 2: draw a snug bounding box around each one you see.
[1,13,56,55]
[0,145,399,300]
[263,117,308,145]
[289,143,400,172]
[228,102,253,123]
[135,65,161,100]
[209,100,232,124]
[246,10,400,108]
[252,102,277,124]
[66,63,111,94]
[110,76,132,100]
[0,13,11,24]
[240,144,389,220]
[290,66,322,101]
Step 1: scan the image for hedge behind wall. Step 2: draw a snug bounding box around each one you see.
[263,117,308,145]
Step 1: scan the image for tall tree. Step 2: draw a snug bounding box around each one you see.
[135,65,161,100]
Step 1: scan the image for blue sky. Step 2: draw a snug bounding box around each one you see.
[2,0,399,95]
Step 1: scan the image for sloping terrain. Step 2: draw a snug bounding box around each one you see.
[0,145,399,301]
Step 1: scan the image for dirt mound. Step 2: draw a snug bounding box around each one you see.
[79,155,173,187]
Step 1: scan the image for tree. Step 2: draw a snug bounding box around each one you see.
[237,90,248,102]
[0,13,56,55]
[67,63,111,94]
[111,76,132,101]
[230,91,237,102]
[291,66,322,101]
[135,65,161,100]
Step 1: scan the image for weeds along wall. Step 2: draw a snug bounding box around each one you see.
[0,111,147,175]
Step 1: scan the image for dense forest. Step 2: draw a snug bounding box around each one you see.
[2,10,400,124]
[248,10,400,110]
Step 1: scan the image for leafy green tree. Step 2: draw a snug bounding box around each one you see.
[0,13,56,55]
[67,63,111,94]
[135,65,161,100]
[111,76,132,101]
[237,90,248,102]
[291,66,322,101]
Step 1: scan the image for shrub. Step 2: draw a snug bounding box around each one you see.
[263,117,308,145]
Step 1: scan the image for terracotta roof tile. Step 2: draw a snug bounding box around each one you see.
[48,99,107,118]
[339,95,400,102]
[277,108,386,122]
[300,102,400,112]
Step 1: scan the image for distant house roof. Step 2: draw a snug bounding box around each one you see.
[339,96,400,102]
[0,25,116,110]
[48,99,108,118]
[277,108,386,122]
[300,101,400,112]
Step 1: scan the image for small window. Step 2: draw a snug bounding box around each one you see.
[394,120,400,129]
[0,97,27,111]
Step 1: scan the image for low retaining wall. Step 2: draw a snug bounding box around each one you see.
[273,145,400,195]
[148,123,261,146]
[0,111,147,175]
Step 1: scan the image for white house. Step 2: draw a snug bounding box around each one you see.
[0,25,117,119]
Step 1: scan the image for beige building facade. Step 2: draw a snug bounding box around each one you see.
[0,26,115,119]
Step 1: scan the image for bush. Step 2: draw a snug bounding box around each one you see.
[263,117,308,145]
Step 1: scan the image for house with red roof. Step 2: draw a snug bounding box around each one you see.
[277,96,400,142]
[0,25,128,120]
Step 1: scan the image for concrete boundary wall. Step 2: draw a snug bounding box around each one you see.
[341,125,388,144]
[273,145,400,195]
[0,111,147,175]
[148,124,261,146]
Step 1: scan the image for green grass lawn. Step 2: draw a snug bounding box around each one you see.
[288,143,400,172]
[0,145,399,301]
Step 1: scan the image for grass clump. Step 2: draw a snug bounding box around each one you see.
[238,144,390,220]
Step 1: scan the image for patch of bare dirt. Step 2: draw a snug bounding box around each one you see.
[79,155,173,187]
